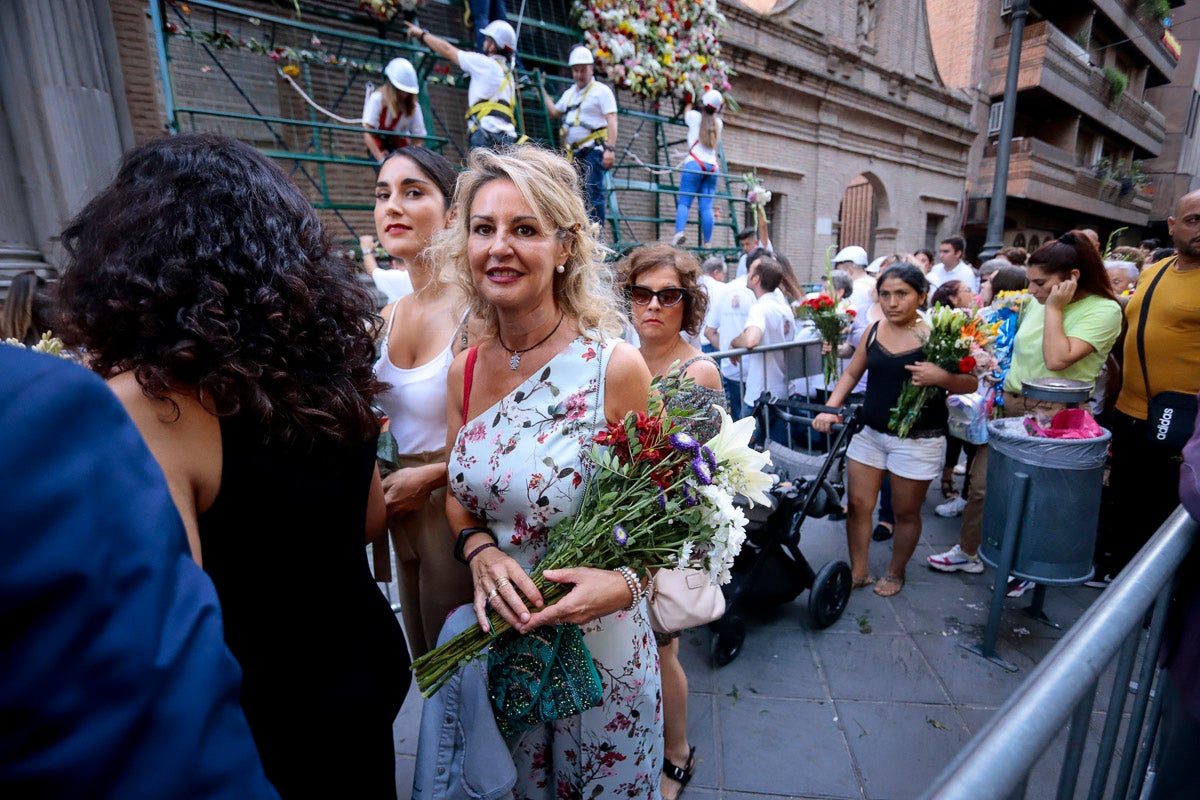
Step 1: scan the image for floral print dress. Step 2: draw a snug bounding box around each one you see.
[449,336,663,800]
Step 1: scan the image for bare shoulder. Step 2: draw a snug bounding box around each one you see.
[603,342,651,421]
[683,355,722,391]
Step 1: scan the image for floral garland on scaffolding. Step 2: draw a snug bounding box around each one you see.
[573,0,734,101]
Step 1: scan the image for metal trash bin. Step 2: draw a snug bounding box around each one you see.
[979,417,1111,584]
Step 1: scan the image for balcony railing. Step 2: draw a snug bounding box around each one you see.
[980,136,1153,224]
[988,21,1167,156]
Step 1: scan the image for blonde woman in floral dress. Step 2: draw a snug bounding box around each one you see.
[621,243,725,800]
[441,145,662,798]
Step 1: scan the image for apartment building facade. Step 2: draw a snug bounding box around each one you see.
[926,0,1182,255]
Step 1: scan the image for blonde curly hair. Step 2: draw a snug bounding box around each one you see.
[431,144,626,339]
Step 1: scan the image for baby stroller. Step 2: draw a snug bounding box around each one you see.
[709,401,862,666]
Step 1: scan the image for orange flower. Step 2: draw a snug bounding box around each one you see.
[282,65,300,78]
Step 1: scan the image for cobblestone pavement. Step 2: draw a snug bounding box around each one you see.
[389,486,1114,799]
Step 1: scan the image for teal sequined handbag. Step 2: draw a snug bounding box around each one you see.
[487,623,604,738]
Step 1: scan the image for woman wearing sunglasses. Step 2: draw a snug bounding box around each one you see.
[620,243,725,800]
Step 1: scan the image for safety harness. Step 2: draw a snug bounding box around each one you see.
[465,58,517,133]
[559,81,607,163]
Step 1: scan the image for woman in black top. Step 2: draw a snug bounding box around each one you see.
[814,265,977,597]
[57,133,408,797]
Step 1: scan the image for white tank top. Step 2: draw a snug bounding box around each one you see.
[374,303,456,454]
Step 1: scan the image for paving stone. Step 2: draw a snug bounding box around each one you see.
[712,623,828,701]
[836,699,973,800]
[910,632,1037,707]
[718,696,858,797]
[811,632,951,704]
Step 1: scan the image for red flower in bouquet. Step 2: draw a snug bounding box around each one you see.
[958,355,977,373]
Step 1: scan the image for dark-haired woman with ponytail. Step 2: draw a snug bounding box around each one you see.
[57,133,408,797]
[672,88,725,247]
[928,231,1122,595]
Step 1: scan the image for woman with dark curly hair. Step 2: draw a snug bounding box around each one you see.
[619,243,724,799]
[56,133,408,798]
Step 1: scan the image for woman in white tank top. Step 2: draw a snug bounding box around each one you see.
[372,147,474,657]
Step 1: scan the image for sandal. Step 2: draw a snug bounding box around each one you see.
[852,575,875,590]
[874,574,905,597]
[662,745,695,800]
[872,523,894,542]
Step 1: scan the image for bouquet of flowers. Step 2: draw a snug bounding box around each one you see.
[793,294,855,388]
[574,0,734,101]
[888,305,998,438]
[411,382,771,696]
[3,331,68,357]
[358,0,421,22]
[742,172,772,226]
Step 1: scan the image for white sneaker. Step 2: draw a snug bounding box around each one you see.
[1006,579,1035,598]
[935,496,968,518]
[953,463,967,475]
[927,544,985,574]
[671,231,686,246]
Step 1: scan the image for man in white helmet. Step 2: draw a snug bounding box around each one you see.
[538,45,618,229]
[832,245,874,319]
[361,57,426,162]
[406,19,520,150]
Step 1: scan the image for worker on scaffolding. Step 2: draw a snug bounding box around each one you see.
[538,46,618,230]
[405,19,520,151]
[362,57,427,163]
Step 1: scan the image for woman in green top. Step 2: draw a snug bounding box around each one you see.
[928,231,1122,592]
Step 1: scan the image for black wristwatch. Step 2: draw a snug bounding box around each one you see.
[453,526,497,563]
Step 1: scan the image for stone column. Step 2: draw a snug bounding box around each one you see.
[0,0,134,285]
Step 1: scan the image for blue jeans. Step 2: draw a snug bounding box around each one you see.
[469,0,508,50]
[722,376,744,415]
[575,146,607,230]
[468,128,516,151]
[674,160,717,243]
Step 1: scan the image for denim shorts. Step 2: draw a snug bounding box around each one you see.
[846,425,946,482]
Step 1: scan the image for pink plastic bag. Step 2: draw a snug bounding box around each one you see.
[1022,408,1105,439]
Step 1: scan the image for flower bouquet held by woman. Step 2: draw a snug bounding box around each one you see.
[889,304,997,438]
[795,292,856,388]
[413,392,769,696]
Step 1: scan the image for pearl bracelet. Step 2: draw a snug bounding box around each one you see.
[615,566,642,611]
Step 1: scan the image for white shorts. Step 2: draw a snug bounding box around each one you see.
[846,425,946,482]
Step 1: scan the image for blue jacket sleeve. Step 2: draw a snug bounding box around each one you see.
[0,349,278,798]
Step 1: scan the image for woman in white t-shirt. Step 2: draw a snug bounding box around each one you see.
[672,89,724,247]
[362,58,428,163]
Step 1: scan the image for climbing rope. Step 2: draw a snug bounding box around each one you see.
[276,67,366,125]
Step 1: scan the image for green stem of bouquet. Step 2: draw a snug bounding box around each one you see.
[887,381,933,439]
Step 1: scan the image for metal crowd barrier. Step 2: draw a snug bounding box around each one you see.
[922,506,1198,800]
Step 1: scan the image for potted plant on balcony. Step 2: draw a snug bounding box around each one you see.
[1102,66,1128,106]
[1138,0,1171,24]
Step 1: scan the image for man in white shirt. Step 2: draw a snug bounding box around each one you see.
[927,236,978,291]
[540,46,618,229]
[832,245,875,319]
[732,256,793,444]
[406,20,520,150]
[705,247,767,412]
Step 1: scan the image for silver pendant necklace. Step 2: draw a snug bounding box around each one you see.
[497,311,566,370]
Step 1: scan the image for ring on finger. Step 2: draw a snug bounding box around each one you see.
[495,576,511,591]
[487,587,501,601]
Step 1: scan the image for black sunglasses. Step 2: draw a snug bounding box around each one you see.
[628,285,687,307]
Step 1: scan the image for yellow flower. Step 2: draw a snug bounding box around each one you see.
[282,65,300,78]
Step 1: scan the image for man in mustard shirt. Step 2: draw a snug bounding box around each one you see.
[1093,190,1200,584]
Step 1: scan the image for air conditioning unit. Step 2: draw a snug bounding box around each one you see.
[1001,0,1013,17]
[988,101,1004,135]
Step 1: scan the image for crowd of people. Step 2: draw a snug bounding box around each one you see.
[4,23,1200,800]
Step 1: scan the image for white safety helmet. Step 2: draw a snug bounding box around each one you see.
[832,246,869,267]
[568,45,594,66]
[701,88,724,112]
[480,20,517,53]
[865,256,887,274]
[384,57,419,94]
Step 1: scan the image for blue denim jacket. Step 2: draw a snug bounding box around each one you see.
[412,605,516,800]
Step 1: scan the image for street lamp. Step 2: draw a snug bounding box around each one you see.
[978,0,1032,261]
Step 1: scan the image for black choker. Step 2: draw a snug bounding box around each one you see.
[498,312,566,370]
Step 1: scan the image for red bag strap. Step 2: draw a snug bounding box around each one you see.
[462,346,479,425]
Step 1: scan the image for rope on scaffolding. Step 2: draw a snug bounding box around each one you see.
[276,67,366,125]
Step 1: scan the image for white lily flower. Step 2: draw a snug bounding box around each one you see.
[704,405,774,506]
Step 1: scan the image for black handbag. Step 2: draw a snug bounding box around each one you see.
[1136,258,1198,450]
[487,623,604,738]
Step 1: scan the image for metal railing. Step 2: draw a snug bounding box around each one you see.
[922,506,1198,800]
